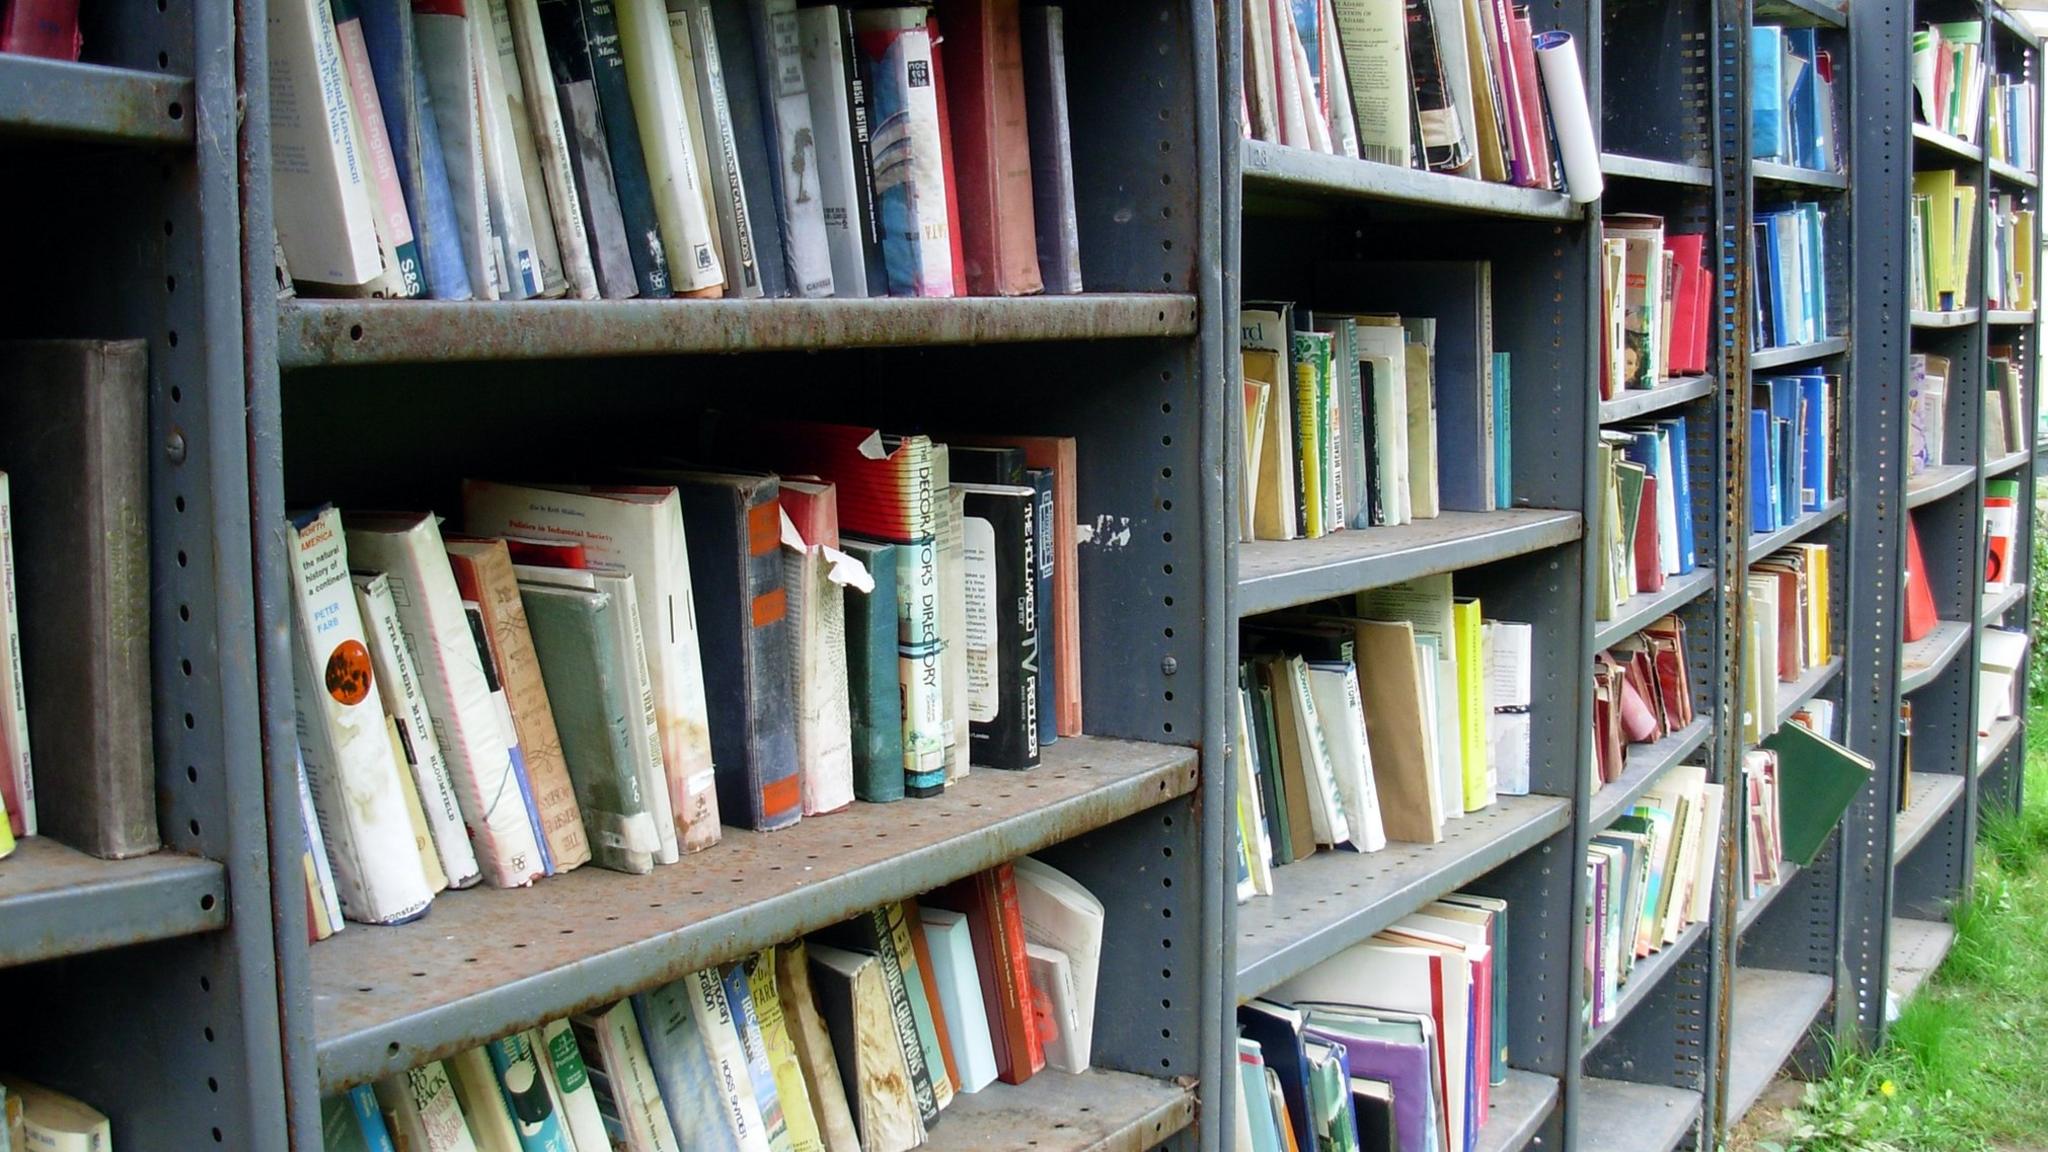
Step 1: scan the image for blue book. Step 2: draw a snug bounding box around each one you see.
[1750,408,1777,531]
[719,961,790,1151]
[634,980,744,1152]
[1659,416,1697,571]
[1802,204,1828,343]
[1762,213,1792,347]
[1238,1038,1284,1152]
[485,1034,576,1152]
[321,1086,398,1152]
[1787,29,1822,168]
[1239,1001,1315,1152]
[840,538,906,802]
[1799,374,1830,510]
[1026,469,1058,748]
[1752,26,1784,160]
[1763,377,1803,525]
[356,0,471,299]
[1493,353,1513,508]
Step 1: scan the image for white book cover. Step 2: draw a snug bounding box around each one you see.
[1011,856,1104,1067]
[374,1061,478,1152]
[1485,620,1533,796]
[1690,782,1725,924]
[938,474,969,782]
[267,0,385,288]
[678,0,769,298]
[918,907,999,1093]
[470,4,546,298]
[416,3,504,298]
[505,0,601,298]
[343,512,545,888]
[0,474,30,838]
[687,968,775,1152]
[576,1001,684,1152]
[447,1048,522,1152]
[795,5,869,297]
[463,480,721,855]
[1654,432,1680,576]
[781,510,868,816]
[616,0,727,292]
[534,1020,612,1152]
[287,508,435,925]
[665,7,732,279]
[1286,656,1352,848]
[757,0,835,297]
[295,744,344,938]
[1356,323,1410,526]
[1024,943,1084,1073]
[1305,663,1387,852]
[515,565,678,864]
[332,8,423,297]
[352,572,484,889]
[459,598,555,875]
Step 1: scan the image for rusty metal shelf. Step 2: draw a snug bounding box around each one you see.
[1473,1069,1559,1152]
[308,736,1196,1091]
[0,837,228,968]
[923,1068,1196,1152]
[0,53,193,145]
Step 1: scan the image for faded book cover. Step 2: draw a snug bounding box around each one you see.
[776,942,865,1152]
[749,0,838,296]
[806,943,926,1152]
[853,8,957,296]
[936,0,1043,295]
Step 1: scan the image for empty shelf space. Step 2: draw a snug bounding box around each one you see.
[277,295,1199,367]
[1901,621,1972,694]
[1601,153,1714,187]
[1237,510,1582,617]
[1905,464,1975,507]
[1980,717,2022,776]
[1235,795,1572,1001]
[1595,568,1717,649]
[1726,968,1833,1129]
[1910,308,1980,329]
[1599,375,1716,425]
[1591,719,1714,833]
[308,737,1197,1091]
[1982,582,2027,625]
[1586,919,1710,1053]
[1747,499,1845,562]
[923,1068,1196,1152]
[0,838,228,969]
[1894,774,1966,864]
[1472,1070,1559,1152]
[1985,448,2031,477]
[1241,140,1579,220]
[0,53,193,145]
[1753,160,1850,190]
[1751,337,1849,370]
[1776,657,1844,730]
[1887,917,1956,1008]
[1737,862,1802,938]
[1912,122,1985,162]
[1579,1078,1701,1152]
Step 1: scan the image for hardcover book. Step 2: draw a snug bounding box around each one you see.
[504,0,603,298]
[635,978,749,1152]
[806,943,927,1152]
[572,999,683,1152]
[357,0,476,298]
[482,0,568,297]
[853,7,958,296]
[372,1060,475,1152]
[615,0,728,293]
[332,0,427,298]
[470,0,548,299]
[776,942,865,1152]
[416,2,505,296]
[704,0,798,296]
[797,5,888,296]
[1020,6,1082,293]
[836,538,905,802]
[781,490,865,815]
[958,484,1040,770]
[551,0,673,296]
[269,0,386,291]
[936,0,1043,295]
[746,0,838,296]
[532,0,638,298]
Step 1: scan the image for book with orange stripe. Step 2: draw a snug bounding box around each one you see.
[669,470,802,831]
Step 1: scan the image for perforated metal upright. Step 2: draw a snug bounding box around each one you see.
[0,4,288,1149]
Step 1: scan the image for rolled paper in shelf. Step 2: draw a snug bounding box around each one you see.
[1534,31,1603,204]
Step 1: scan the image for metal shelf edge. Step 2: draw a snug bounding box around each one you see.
[1598,376,1716,425]
[1905,464,1976,508]
[1236,510,1583,617]
[1886,917,1956,1008]
[1978,717,2021,776]
[1746,499,1846,562]
[1751,336,1848,370]
[0,54,193,146]
[1752,159,1850,190]
[1595,569,1718,651]
[1909,308,1981,328]
[1912,122,1986,162]
[1472,1070,1559,1152]
[1893,774,1967,864]
[1579,1078,1701,1152]
[1601,153,1715,187]
[1241,140,1580,220]
[1590,719,1715,833]
[1725,969,1833,1129]
[922,1069,1197,1152]
[1900,621,1973,694]
[0,840,229,969]
[1773,658,1845,730]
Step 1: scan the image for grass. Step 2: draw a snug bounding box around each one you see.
[1746,721,2048,1152]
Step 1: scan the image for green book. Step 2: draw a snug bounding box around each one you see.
[1765,721,1875,866]
[839,538,905,802]
[1304,1038,1355,1152]
[1252,675,1295,865]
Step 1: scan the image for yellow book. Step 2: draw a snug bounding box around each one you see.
[1296,356,1323,539]
[2017,210,2036,310]
[0,775,12,860]
[1242,375,1272,542]
[749,948,827,1152]
[1913,169,1960,302]
[1954,186,1978,304]
[1451,598,1492,812]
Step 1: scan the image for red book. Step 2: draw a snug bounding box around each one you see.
[499,535,590,569]
[1663,234,1707,374]
[1,0,81,59]
[1632,472,1665,594]
[930,864,1042,1083]
[738,420,937,546]
[1903,514,1937,642]
[990,862,1045,1077]
[929,13,970,292]
[936,0,1044,296]
[1509,13,1550,191]
[779,477,841,550]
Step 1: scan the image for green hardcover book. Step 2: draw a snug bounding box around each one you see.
[840,538,905,802]
[520,583,661,874]
[1765,720,1874,866]
[1251,672,1295,865]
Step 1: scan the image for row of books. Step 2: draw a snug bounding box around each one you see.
[1749,370,1837,534]
[1987,194,2036,312]
[291,420,1081,932]
[1592,617,1694,789]
[1593,419,1699,623]
[1231,577,1534,901]
[272,0,1082,303]
[1913,21,1986,143]
[1752,202,1831,350]
[1912,169,1978,312]
[1237,0,1597,201]
[0,341,157,865]
[1988,76,2037,171]
[1986,477,2024,589]
[1585,763,1720,1032]
[1751,25,1841,174]
[1979,625,2029,738]
[1599,215,1711,397]
[322,859,1104,1152]
[1237,893,1509,1152]
[1743,543,1833,747]
[1987,349,2031,462]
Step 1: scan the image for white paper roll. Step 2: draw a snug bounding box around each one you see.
[1534,30,1604,204]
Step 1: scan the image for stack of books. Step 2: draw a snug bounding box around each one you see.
[1752,202,1831,348]
[1239,271,1513,545]
[1743,543,1833,745]
[321,859,1105,1152]
[289,420,1079,937]
[1739,747,1785,901]
[1238,893,1510,1152]
[1237,0,1594,198]
[1599,215,1711,397]
[1912,20,1985,142]
[1592,618,1694,787]
[1987,194,2036,312]
[1231,577,1534,902]
[1748,370,1837,533]
[1585,765,1720,1030]
[1986,349,2029,460]
[1593,420,1699,621]
[1751,25,1842,173]
[1912,169,1979,312]
[1985,477,2023,589]
[1990,74,2037,170]
[270,0,1085,302]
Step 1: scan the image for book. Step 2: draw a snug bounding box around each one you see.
[930,863,1043,1084]
[920,904,999,1092]
[780,486,866,814]
[288,508,436,925]
[1763,719,1873,868]
[482,0,568,298]
[415,2,504,296]
[1020,6,1081,293]
[270,0,386,291]
[529,0,640,297]
[332,0,427,298]
[937,468,970,781]
[296,745,343,940]
[1024,943,1081,1077]
[484,1031,576,1151]
[719,962,793,1152]
[853,7,958,296]
[797,5,887,297]
[817,907,944,1124]
[464,0,543,299]
[958,484,1041,770]
[616,0,727,293]
[743,0,837,297]
[574,999,684,1151]
[634,976,753,1152]
[322,1084,398,1152]
[463,480,720,855]
[505,0,602,298]
[0,1078,111,1152]
[806,942,927,1152]
[838,538,906,802]
[447,1045,526,1152]
[746,949,828,1152]
[0,0,79,57]
[553,0,674,296]
[1010,857,1102,1071]
[776,941,865,1152]
[353,572,485,888]
[373,1060,476,1152]
[935,0,1042,295]
[680,0,787,298]
[0,474,25,844]
[535,1020,612,1152]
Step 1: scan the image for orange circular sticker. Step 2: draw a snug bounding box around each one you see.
[325,639,374,706]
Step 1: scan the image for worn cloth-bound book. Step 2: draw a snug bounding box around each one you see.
[532,0,639,298]
[616,0,727,293]
[958,484,1040,770]
[797,5,887,297]
[371,1060,472,1152]
[781,490,868,816]
[417,2,505,297]
[837,539,905,802]
[777,942,865,1152]
[697,0,797,297]
[357,0,475,299]
[853,8,958,296]
[481,0,566,298]
[574,1000,683,1152]
[806,943,927,1152]
[744,0,838,297]
[1020,7,1081,293]
[815,908,946,1124]
[551,0,673,297]
[678,0,776,298]
[936,0,1043,295]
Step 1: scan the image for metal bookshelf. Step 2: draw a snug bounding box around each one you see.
[242,2,1230,1147]
[0,3,286,1149]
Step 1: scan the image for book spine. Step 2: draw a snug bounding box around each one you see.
[615,0,728,292]
[774,943,864,1152]
[296,748,341,938]
[537,0,641,296]
[903,902,964,1090]
[463,601,557,876]
[633,982,746,1152]
[0,0,80,58]
[926,12,968,288]
[413,2,504,298]
[677,0,770,297]
[578,0,675,295]
[537,1020,613,1152]
[837,5,887,294]
[507,0,602,297]
[794,7,869,297]
[865,907,940,1124]
[854,15,956,296]
[1020,6,1081,293]
[357,0,475,298]
[607,1002,686,1152]
[961,489,1039,770]
[747,950,827,1152]
[486,1032,576,1151]
[936,0,1042,296]
[705,0,793,296]
[720,962,794,1151]
[269,0,386,288]
[989,865,1044,1079]
[883,901,955,1108]
[666,4,733,288]
[333,0,428,296]
[1026,471,1056,748]
[474,0,552,297]
[688,968,775,1152]
[784,541,856,815]
[896,539,947,796]
[844,544,905,801]
[372,1060,470,1152]
[611,576,682,862]
[938,484,969,783]
[0,477,29,839]
[747,0,836,296]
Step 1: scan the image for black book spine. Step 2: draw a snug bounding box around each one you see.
[1360,357,1384,526]
[962,489,1039,771]
[537,0,640,298]
[836,3,888,293]
[578,0,673,297]
[707,0,792,296]
[1026,468,1055,749]
[820,911,939,1125]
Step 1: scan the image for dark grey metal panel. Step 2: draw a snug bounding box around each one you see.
[0,840,226,968]
[1600,154,1716,187]
[1594,568,1719,649]
[1579,1078,1702,1152]
[0,54,192,144]
[1736,862,1803,937]
[1900,621,1974,693]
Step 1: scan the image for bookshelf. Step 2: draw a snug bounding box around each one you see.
[241,3,1229,1147]
[0,1,288,1148]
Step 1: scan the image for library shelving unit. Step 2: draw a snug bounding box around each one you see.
[0,2,289,1148]
[239,4,1230,1149]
